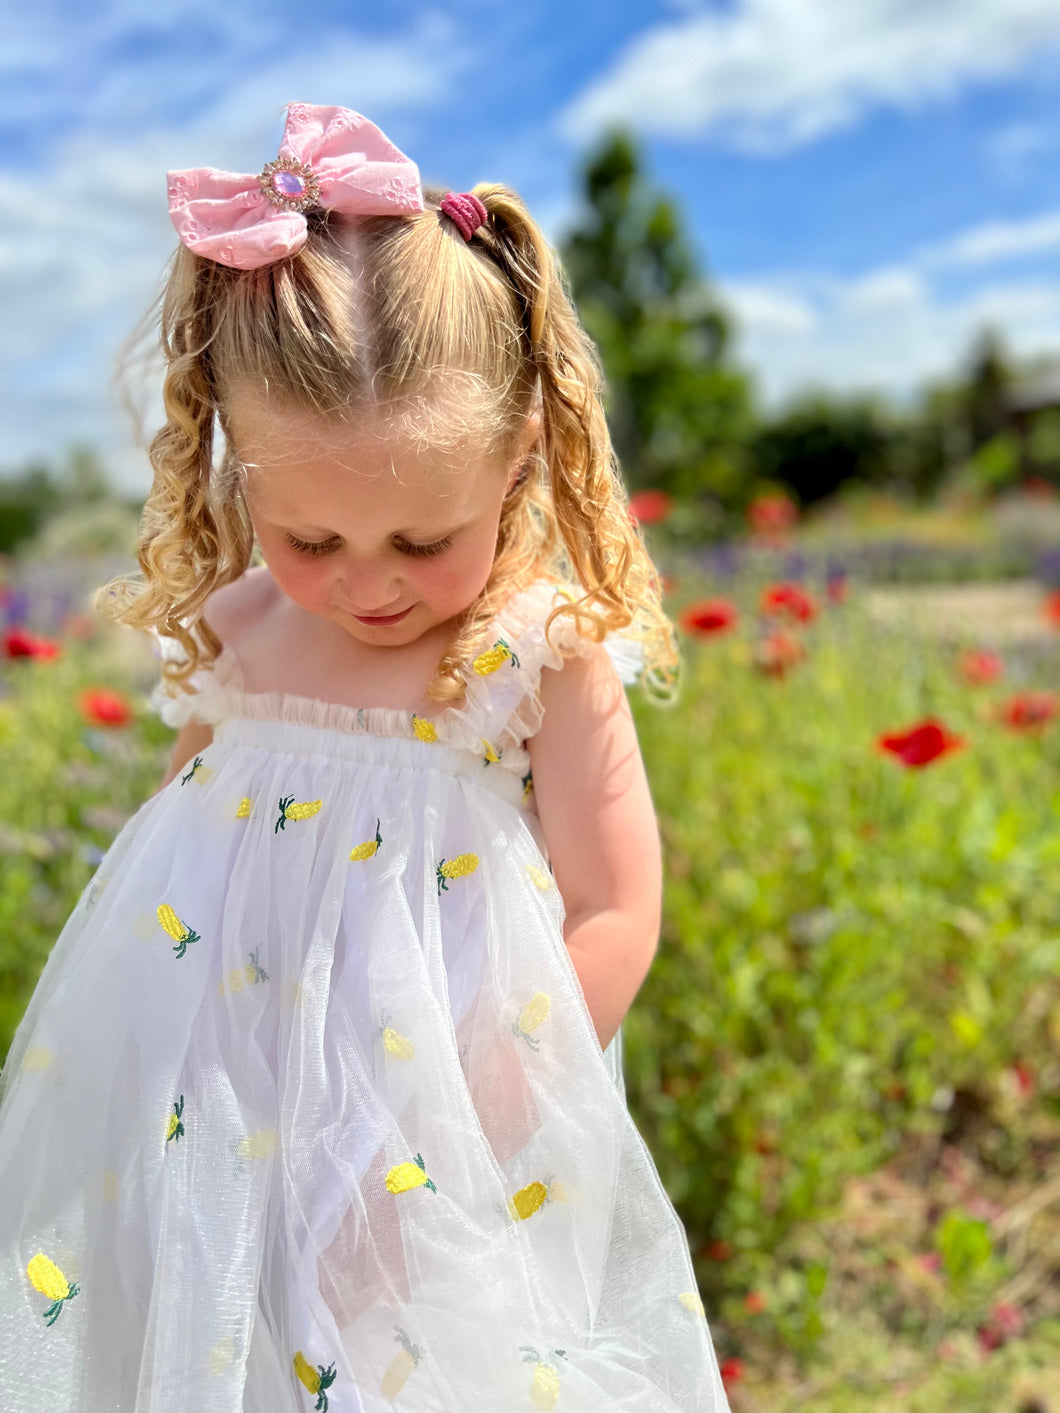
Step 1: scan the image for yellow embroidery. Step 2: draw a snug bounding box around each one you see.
[26,1253,80,1325]
[411,714,437,742]
[520,1347,568,1410]
[473,638,521,674]
[275,796,323,832]
[166,1094,185,1145]
[237,1129,277,1160]
[481,737,501,764]
[524,863,551,890]
[157,903,201,959]
[21,1045,54,1072]
[678,1291,706,1317]
[236,797,252,818]
[293,1351,337,1411]
[380,1011,415,1060]
[350,818,382,860]
[513,992,551,1050]
[208,1335,236,1376]
[507,1175,563,1221]
[380,1327,423,1397]
[522,770,533,799]
[436,853,479,894]
[385,1153,437,1194]
[102,1169,119,1202]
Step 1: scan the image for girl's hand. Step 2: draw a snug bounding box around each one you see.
[527,642,662,1051]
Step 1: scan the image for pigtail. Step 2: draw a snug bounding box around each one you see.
[95,248,256,693]
[467,184,679,702]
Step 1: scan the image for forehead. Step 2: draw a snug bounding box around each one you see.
[225,387,502,522]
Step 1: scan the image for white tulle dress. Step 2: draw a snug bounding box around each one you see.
[0,577,731,1412]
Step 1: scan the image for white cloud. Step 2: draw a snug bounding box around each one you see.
[557,0,1060,152]
[918,210,1060,269]
[721,262,1060,409]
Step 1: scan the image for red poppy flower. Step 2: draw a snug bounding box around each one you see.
[78,687,133,728]
[678,598,738,636]
[976,1302,1024,1353]
[755,629,805,677]
[1043,589,1060,628]
[4,626,60,660]
[877,718,965,767]
[958,648,1003,686]
[996,690,1057,731]
[628,489,673,526]
[743,1291,766,1314]
[747,493,797,534]
[705,1239,732,1262]
[760,582,817,623]
[719,1358,745,1388]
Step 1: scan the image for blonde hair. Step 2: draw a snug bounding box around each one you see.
[98,182,680,709]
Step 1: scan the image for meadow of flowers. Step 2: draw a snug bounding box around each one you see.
[2,507,1060,1407]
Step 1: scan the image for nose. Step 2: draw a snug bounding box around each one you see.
[334,563,404,616]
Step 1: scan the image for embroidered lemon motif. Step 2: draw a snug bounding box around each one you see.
[236,797,252,818]
[20,1045,54,1073]
[524,863,551,890]
[275,795,323,832]
[293,1350,337,1411]
[157,903,201,959]
[166,1094,185,1145]
[180,755,205,785]
[436,853,479,895]
[507,1174,564,1221]
[411,713,437,742]
[237,1128,278,1160]
[26,1252,80,1326]
[679,1292,706,1316]
[473,638,521,674]
[520,1346,568,1410]
[350,818,382,861]
[102,1169,119,1202]
[246,948,268,984]
[380,1010,415,1060]
[385,1152,437,1195]
[380,1327,423,1398]
[513,992,551,1050]
[481,737,501,764]
[522,769,533,800]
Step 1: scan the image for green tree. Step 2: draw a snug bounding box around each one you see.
[560,129,751,504]
[750,394,896,505]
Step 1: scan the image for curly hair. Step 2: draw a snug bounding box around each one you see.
[97,181,680,711]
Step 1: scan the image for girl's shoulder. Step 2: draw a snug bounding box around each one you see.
[494,577,646,688]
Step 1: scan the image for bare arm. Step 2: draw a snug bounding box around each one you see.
[526,640,662,1052]
[153,719,215,795]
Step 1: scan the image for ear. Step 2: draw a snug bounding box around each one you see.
[505,407,544,493]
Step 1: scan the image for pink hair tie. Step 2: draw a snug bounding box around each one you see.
[440,191,487,241]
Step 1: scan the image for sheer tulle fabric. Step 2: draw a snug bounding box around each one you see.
[0,580,730,1411]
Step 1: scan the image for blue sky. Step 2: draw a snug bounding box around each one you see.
[5,0,1060,491]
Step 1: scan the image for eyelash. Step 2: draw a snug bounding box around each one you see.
[283,534,453,559]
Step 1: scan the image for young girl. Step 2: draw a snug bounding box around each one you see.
[0,103,731,1411]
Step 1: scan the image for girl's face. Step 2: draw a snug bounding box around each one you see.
[227,389,531,649]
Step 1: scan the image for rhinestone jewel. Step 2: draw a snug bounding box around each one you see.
[273,170,305,198]
[258,157,321,212]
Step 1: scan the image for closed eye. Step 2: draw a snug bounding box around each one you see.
[284,533,453,558]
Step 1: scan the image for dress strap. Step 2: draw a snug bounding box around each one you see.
[440,579,646,762]
[148,627,243,729]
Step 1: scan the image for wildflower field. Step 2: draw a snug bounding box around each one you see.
[1,523,1059,1408]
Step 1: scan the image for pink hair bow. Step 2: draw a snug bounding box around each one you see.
[166,102,425,270]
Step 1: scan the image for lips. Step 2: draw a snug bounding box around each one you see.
[351,604,413,625]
